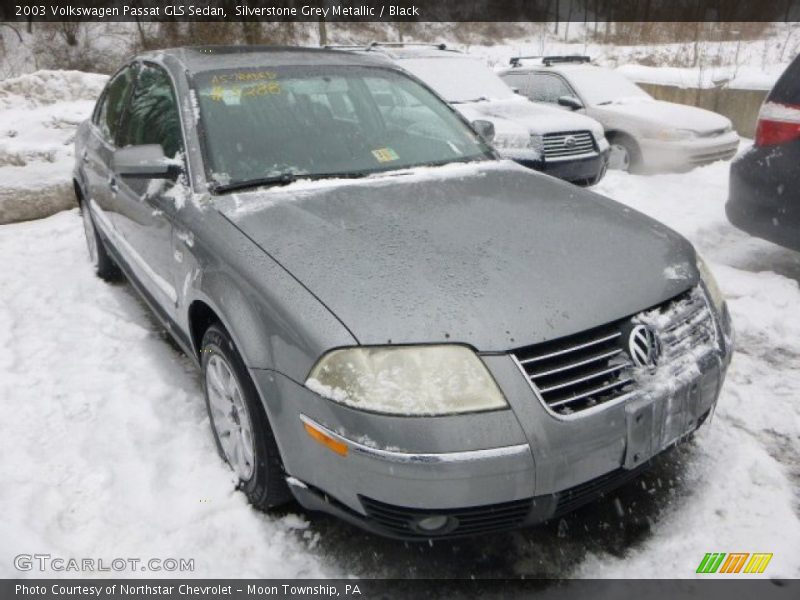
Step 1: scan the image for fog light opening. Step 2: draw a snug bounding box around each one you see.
[414,515,453,534]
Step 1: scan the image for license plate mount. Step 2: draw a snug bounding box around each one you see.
[623,384,697,470]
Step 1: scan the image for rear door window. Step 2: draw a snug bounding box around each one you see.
[500,72,528,93]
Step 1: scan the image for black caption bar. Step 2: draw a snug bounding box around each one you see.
[2,0,800,22]
[3,579,798,600]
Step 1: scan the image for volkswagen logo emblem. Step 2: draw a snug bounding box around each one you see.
[563,135,577,148]
[628,324,660,368]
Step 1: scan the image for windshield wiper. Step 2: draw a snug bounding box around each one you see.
[212,171,369,194]
[213,172,298,194]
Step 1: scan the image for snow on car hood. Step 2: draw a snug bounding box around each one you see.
[594,99,732,134]
[217,161,696,351]
[456,97,604,136]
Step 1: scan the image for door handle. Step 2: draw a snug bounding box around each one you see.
[81,149,89,164]
[108,177,119,195]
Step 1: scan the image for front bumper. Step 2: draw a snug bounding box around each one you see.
[514,149,609,185]
[253,301,733,540]
[639,131,739,171]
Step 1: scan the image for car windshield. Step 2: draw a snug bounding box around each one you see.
[191,65,494,191]
[566,67,652,106]
[399,57,517,103]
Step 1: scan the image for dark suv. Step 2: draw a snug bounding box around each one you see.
[726,55,800,251]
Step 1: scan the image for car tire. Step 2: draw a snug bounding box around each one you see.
[608,134,642,173]
[80,198,122,282]
[201,323,292,510]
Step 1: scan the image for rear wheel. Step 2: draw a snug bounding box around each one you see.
[80,197,121,281]
[201,323,291,509]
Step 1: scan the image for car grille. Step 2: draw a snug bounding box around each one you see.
[359,496,532,538]
[512,286,716,416]
[656,287,717,363]
[542,130,596,159]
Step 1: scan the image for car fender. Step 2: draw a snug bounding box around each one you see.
[181,254,357,383]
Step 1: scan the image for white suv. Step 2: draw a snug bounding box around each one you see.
[334,43,610,186]
[499,56,739,173]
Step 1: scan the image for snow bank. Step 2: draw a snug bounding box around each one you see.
[0,70,105,223]
[0,69,108,109]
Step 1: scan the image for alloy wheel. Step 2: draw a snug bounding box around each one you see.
[206,354,256,481]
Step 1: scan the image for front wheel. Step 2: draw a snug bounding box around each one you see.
[608,134,642,173]
[201,323,291,510]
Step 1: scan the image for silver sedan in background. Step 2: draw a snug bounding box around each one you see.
[499,56,740,173]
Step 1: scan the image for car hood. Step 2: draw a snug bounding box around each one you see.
[216,161,697,351]
[456,97,603,136]
[593,99,732,134]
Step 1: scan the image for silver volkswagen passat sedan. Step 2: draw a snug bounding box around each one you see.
[73,46,733,540]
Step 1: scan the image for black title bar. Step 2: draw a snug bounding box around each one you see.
[3,0,800,23]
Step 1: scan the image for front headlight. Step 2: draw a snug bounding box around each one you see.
[305,345,508,416]
[696,254,725,311]
[653,128,697,142]
[493,132,533,150]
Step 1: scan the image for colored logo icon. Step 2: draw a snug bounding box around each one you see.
[696,552,773,574]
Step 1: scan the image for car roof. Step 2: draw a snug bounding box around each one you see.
[138,45,394,73]
[326,43,468,61]
[501,63,603,75]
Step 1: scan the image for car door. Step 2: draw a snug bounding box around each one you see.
[82,64,136,228]
[112,62,186,320]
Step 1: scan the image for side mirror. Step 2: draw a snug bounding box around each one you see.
[557,95,584,110]
[113,145,180,179]
[472,119,495,144]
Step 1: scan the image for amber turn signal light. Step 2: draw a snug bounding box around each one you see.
[303,421,349,456]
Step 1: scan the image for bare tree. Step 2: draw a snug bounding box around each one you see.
[58,22,80,46]
[240,22,263,45]
[553,0,560,36]
[0,22,23,43]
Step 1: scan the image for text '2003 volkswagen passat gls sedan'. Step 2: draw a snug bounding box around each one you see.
[74,46,733,540]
